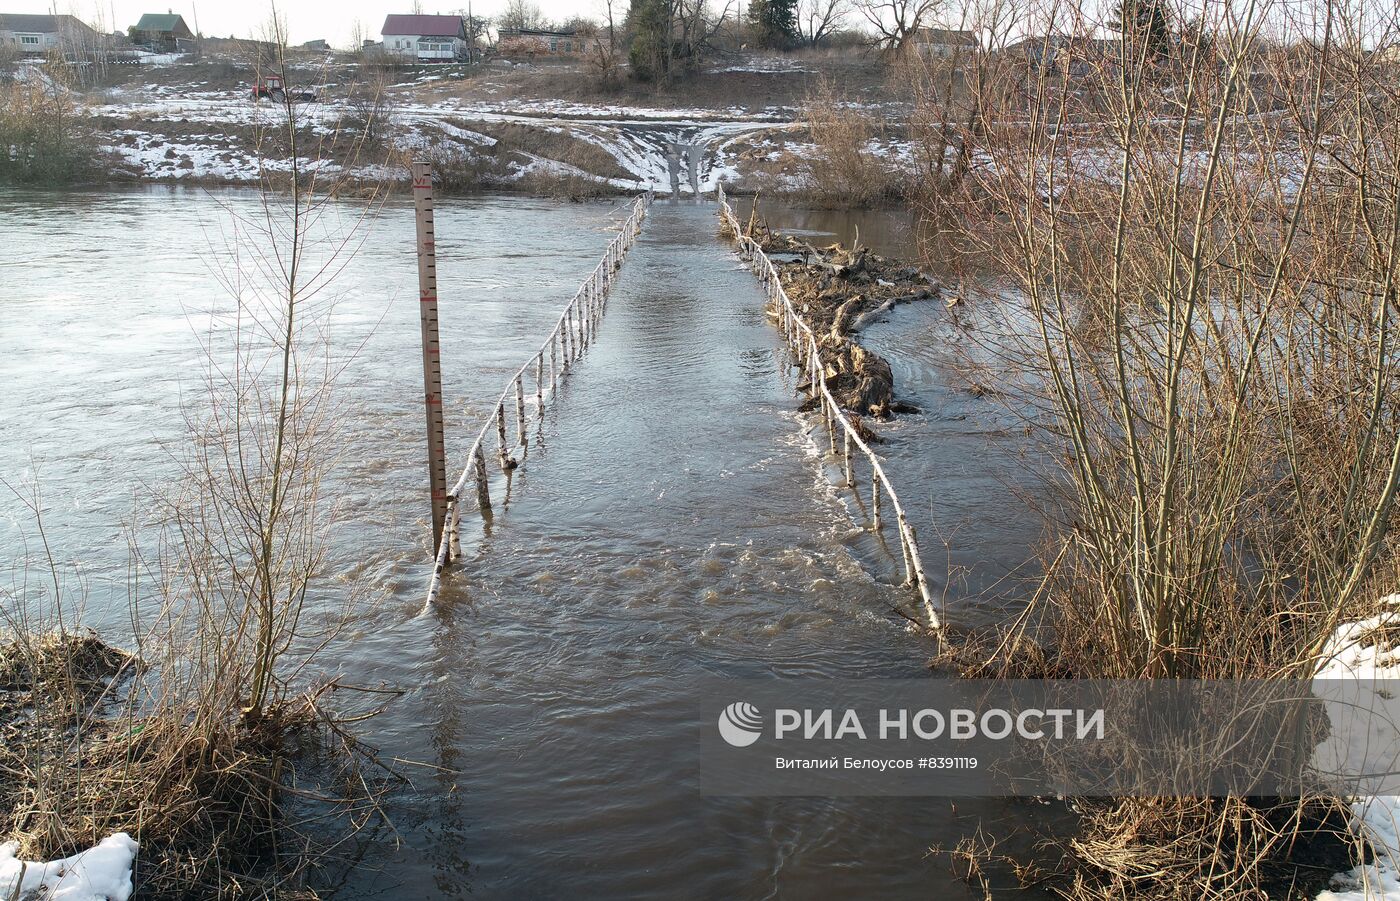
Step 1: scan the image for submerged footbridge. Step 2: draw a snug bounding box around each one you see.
[416,171,939,631]
[422,184,653,604]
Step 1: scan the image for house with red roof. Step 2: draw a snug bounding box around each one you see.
[380,14,467,61]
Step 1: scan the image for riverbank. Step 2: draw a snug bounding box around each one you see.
[0,628,400,900]
[3,52,927,199]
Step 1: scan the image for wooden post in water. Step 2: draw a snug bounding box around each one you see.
[844,431,854,487]
[535,351,545,411]
[473,444,492,515]
[515,375,527,446]
[412,160,449,555]
[496,403,509,468]
[897,511,915,586]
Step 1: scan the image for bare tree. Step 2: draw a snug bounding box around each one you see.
[463,9,491,59]
[799,0,848,45]
[197,10,386,720]
[855,0,940,52]
[630,0,735,81]
[499,0,548,31]
[677,0,738,64]
[590,0,623,82]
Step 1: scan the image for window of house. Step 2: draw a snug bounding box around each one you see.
[20,35,39,45]
[550,41,557,51]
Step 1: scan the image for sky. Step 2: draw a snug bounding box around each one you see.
[14,0,611,48]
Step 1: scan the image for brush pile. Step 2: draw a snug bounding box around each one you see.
[751,223,940,422]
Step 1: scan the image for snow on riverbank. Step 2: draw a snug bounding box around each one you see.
[87,89,784,191]
[0,833,138,901]
[1315,595,1400,900]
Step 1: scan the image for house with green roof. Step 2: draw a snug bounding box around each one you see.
[130,11,194,52]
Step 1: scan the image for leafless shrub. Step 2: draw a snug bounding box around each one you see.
[343,66,398,151]
[0,59,98,184]
[799,77,904,205]
[961,0,1400,680]
[921,0,1400,892]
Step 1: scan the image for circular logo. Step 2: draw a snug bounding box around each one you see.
[718,701,763,747]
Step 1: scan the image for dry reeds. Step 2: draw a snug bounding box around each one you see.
[1060,796,1356,900]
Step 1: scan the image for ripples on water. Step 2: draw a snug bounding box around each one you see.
[1,187,1052,898]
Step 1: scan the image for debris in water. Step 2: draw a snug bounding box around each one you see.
[747,222,940,424]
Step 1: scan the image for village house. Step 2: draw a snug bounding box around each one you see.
[380,14,468,62]
[130,11,195,52]
[1003,34,1121,79]
[0,13,100,55]
[912,27,978,59]
[497,27,580,57]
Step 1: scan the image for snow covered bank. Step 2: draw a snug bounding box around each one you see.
[1315,595,1400,900]
[84,89,785,193]
[0,833,138,901]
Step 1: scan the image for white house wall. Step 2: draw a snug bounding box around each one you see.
[381,34,464,60]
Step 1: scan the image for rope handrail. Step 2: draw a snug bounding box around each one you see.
[715,184,940,631]
[426,191,654,604]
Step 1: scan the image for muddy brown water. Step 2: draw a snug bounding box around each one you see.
[1,186,1051,898]
[726,197,915,260]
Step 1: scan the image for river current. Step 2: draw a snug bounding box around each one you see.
[1,187,1048,898]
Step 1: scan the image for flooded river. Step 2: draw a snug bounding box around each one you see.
[1,187,1047,897]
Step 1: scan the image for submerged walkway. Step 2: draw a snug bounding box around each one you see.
[348,203,1024,899]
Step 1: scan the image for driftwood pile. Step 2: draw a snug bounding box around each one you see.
[754,226,940,423]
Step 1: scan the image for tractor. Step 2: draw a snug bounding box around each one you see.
[251,73,317,103]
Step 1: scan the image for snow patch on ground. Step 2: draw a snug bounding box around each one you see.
[1316,595,1400,900]
[710,57,813,74]
[126,50,190,65]
[0,833,138,901]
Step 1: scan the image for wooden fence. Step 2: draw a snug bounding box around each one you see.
[715,184,940,631]
[425,191,654,604]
